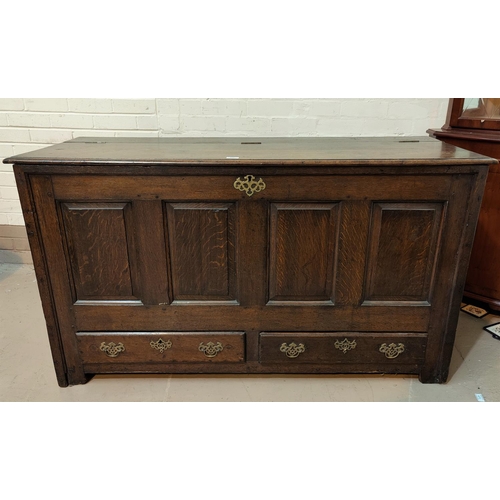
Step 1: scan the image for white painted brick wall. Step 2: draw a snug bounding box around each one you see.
[305,100,342,117]
[157,99,180,115]
[0,98,449,226]
[0,99,24,111]
[29,129,74,143]
[0,172,18,188]
[7,112,52,128]
[92,114,139,130]
[0,128,31,143]
[247,99,296,117]
[49,113,94,129]
[112,99,156,114]
[0,187,19,200]
[24,98,69,112]
[67,99,113,113]
[0,144,14,161]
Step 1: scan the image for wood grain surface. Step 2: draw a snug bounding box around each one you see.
[77,331,245,364]
[4,136,496,165]
[259,332,427,364]
[8,137,492,385]
[166,203,236,302]
[269,203,339,303]
[61,203,135,300]
[430,120,500,311]
[363,203,444,304]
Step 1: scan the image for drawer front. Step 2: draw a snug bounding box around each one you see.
[77,332,245,364]
[260,332,427,364]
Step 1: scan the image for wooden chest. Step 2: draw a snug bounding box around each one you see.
[4,137,494,386]
[429,122,500,311]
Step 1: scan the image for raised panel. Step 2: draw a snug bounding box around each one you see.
[166,203,237,302]
[268,203,339,304]
[363,202,445,305]
[465,167,500,300]
[60,202,136,301]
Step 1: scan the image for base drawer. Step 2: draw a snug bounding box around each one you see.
[77,331,245,364]
[260,332,427,364]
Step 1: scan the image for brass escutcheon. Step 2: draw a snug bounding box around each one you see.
[233,175,266,197]
[334,338,357,354]
[100,341,125,358]
[379,342,405,359]
[280,342,306,359]
[199,341,224,358]
[150,338,172,353]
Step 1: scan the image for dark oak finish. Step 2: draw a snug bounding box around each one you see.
[364,202,444,305]
[259,332,427,364]
[132,201,170,306]
[429,99,500,311]
[5,137,495,386]
[268,203,339,304]
[3,136,492,165]
[72,304,431,333]
[166,202,237,302]
[60,203,136,301]
[30,176,87,385]
[50,174,455,201]
[77,332,245,365]
[12,170,69,386]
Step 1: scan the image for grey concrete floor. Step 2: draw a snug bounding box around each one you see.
[1,262,499,401]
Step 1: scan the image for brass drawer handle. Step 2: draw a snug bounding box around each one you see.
[379,343,405,359]
[233,175,266,197]
[150,338,172,353]
[199,341,224,358]
[100,341,125,358]
[280,342,305,358]
[334,338,357,354]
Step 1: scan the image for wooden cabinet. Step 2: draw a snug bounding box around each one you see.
[428,98,500,311]
[5,137,494,386]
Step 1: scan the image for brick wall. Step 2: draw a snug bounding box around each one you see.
[0,98,448,231]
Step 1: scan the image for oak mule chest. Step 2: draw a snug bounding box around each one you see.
[5,137,494,387]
